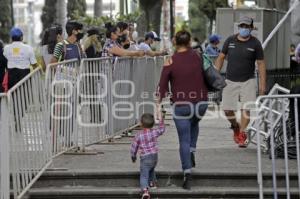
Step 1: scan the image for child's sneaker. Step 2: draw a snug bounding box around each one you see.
[149,181,157,189]
[141,189,150,199]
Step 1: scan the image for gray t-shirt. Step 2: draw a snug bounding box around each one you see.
[222,35,264,82]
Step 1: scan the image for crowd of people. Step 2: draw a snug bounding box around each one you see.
[0,20,169,92]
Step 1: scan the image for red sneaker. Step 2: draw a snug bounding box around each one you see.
[141,189,150,199]
[231,124,240,144]
[238,132,248,148]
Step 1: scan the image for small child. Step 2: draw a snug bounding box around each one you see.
[130,111,165,199]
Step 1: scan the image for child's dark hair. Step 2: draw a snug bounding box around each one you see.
[41,28,50,46]
[66,20,83,36]
[141,113,155,128]
[48,24,63,54]
[105,22,118,38]
[116,21,128,32]
[175,30,191,47]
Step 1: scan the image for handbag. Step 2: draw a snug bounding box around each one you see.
[201,53,226,92]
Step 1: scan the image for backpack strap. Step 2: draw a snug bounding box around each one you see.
[58,40,67,62]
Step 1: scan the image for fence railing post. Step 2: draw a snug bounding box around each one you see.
[0,94,10,199]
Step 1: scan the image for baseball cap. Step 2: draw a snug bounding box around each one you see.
[145,31,161,41]
[238,16,254,27]
[209,34,222,43]
[10,27,23,38]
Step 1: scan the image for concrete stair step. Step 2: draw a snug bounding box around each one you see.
[27,187,299,199]
[32,171,299,189]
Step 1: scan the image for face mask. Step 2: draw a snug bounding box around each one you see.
[123,43,130,49]
[76,32,84,41]
[117,34,127,45]
[239,28,251,38]
[151,41,160,51]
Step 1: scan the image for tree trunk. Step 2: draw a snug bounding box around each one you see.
[291,0,300,44]
[209,18,213,35]
[120,0,124,15]
[137,0,162,36]
[56,0,66,26]
[94,0,102,17]
[0,0,12,42]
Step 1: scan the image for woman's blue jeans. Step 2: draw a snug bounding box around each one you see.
[173,102,208,173]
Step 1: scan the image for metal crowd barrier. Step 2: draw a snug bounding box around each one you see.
[0,56,165,198]
[7,68,52,199]
[256,93,300,199]
[76,57,164,150]
[247,84,290,151]
[0,94,9,199]
[45,59,79,155]
[77,58,113,149]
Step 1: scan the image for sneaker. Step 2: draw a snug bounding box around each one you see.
[141,189,150,199]
[231,124,240,144]
[191,152,196,168]
[238,132,248,148]
[182,173,191,190]
[149,181,157,189]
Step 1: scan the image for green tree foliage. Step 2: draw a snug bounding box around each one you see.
[189,0,228,41]
[67,0,87,19]
[0,0,12,42]
[116,11,141,23]
[41,0,57,32]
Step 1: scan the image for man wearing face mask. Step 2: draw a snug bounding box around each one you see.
[51,20,85,63]
[215,16,266,148]
[138,31,167,57]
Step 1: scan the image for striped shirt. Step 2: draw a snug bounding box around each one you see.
[53,41,65,61]
[130,121,165,157]
[53,40,84,61]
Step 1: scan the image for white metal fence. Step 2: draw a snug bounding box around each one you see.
[77,57,112,148]
[247,84,290,150]
[0,94,9,199]
[0,56,165,198]
[0,68,52,199]
[45,59,79,156]
[77,57,164,149]
[255,93,300,199]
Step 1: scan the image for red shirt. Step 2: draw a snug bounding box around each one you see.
[158,48,208,103]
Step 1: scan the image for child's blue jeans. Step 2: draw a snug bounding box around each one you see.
[140,153,158,190]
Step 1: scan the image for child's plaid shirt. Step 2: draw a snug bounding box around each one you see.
[130,121,165,158]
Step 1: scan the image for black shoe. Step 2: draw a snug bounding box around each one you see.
[182,173,191,190]
[191,152,195,168]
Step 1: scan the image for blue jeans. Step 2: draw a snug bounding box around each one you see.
[173,102,208,172]
[140,153,158,190]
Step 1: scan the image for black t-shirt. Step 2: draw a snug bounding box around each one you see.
[222,34,264,82]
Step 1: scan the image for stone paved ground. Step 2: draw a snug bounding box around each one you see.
[49,110,298,175]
